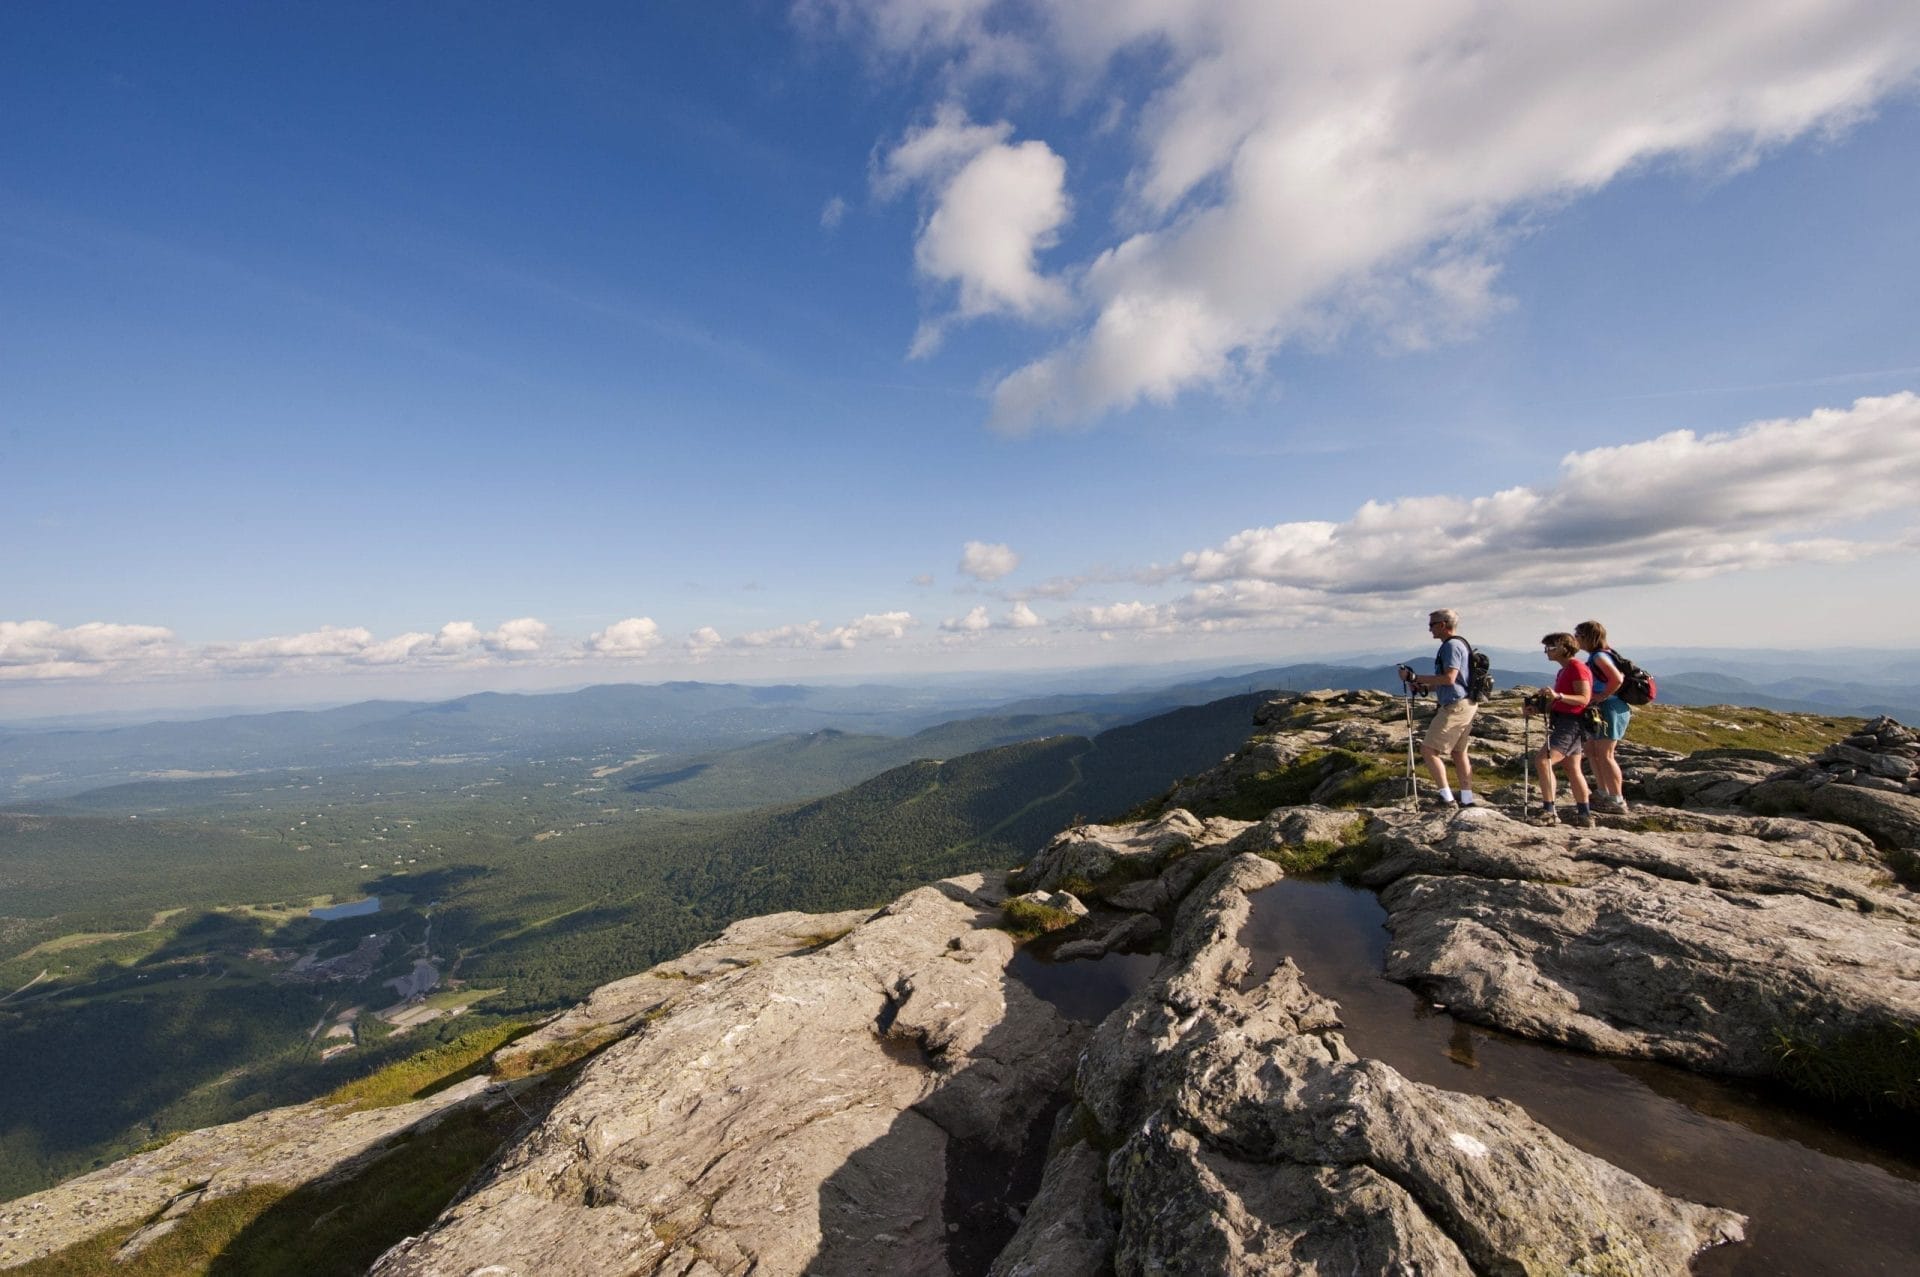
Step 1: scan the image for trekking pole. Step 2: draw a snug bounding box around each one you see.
[1521,708,1531,819]
[1405,686,1419,807]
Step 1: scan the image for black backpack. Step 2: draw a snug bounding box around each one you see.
[1603,647,1657,706]
[1456,637,1495,702]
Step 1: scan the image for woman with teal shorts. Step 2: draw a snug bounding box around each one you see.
[1576,619,1632,813]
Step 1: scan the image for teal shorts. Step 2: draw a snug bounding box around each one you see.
[1590,697,1632,741]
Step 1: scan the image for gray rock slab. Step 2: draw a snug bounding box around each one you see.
[1359,809,1920,1080]
[494,906,877,1075]
[1022,810,1249,891]
[0,1078,498,1269]
[1806,782,1920,852]
[1002,855,1743,1274]
[1223,803,1368,858]
[372,885,1084,1277]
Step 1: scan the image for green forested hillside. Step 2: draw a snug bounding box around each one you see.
[0,692,1265,1200]
[615,711,1117,811]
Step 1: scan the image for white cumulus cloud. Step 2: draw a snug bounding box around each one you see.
[204,618,552,673]
[959,539,1021,581]
[0,620,178,681]
[943,600,1049,636]
[941,605,993,634]
[0,617,571,683]
[718,611,919,653]
[878,103,1071,356]
[1173,393,1920,603]
[820,1,1920,430]
[1068,600,1168,631]
[588,617,664,656]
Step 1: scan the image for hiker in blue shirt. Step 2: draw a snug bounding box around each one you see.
[1400,608,1478,809]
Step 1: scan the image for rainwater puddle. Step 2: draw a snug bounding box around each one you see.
[1241,878,1920,1276]
[1008,945,1160,1025]
[1007,880,1920,1274]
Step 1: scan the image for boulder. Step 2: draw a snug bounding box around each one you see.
[1013,889,1091,918]
[373,884,1085,1277]
[1642,754,1785,807]
[1358,809,1920,1084]
[1806,783,1920,853]
[1020,809,1247,892]
[1223,803,1368,858]
[999,857,1744,1275]
[1053,913,1161,961]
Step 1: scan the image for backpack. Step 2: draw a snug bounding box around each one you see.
[1455,637,1495,702]
[1603,647,1657,706]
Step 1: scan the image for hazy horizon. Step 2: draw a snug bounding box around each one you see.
[7,642,1919,729]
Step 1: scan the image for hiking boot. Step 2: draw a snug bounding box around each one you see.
[1529,808,1561,826]
[1600,794,1631,814]
[1572,810,1597,829]
[1420,794,1459,811]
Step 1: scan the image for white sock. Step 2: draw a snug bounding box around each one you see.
[1458,788,1475,804]
[1436,786,1454,801]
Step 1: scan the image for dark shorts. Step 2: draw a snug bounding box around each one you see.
[1543,713,1586,758]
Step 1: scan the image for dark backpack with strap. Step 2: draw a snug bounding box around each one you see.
[1454,636,1495,702]
[1603,647,1657,706]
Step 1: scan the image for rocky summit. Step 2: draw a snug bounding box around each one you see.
[4,690,1917,1275]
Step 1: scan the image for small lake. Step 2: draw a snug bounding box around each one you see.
[1010,877,1920,1275]
[310,896,381,921]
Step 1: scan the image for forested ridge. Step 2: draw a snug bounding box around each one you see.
[0,692,1264,1199]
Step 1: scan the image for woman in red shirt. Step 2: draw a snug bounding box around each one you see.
[1523,632,1594,827]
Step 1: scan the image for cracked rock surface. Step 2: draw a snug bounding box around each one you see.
[492,907,878,1076]
[1359,807,1920,1080]
[371,876,1082,1277]
[995,856,1744,1275]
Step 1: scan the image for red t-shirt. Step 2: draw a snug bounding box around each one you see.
[1552,661,1592,715]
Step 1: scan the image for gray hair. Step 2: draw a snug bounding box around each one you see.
[1428,608,1459,629]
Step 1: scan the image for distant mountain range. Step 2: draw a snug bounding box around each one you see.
[4,658,1915,805]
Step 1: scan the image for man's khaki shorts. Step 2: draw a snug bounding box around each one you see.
[1422,698,1477,754]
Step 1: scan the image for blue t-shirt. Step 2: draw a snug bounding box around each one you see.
[1582,648,1632,707]
[1433,637,1469,704]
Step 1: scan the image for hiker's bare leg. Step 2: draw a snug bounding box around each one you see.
[1560,754,1590,806]
[1585,736,1622,799]
[1451,741,1473,794]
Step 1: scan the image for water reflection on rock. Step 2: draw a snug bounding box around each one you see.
[1238,876,1920,1277]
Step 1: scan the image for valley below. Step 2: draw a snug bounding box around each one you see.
[2,680,1916,1274]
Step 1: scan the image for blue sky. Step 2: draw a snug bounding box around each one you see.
[5,2,1919,713]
